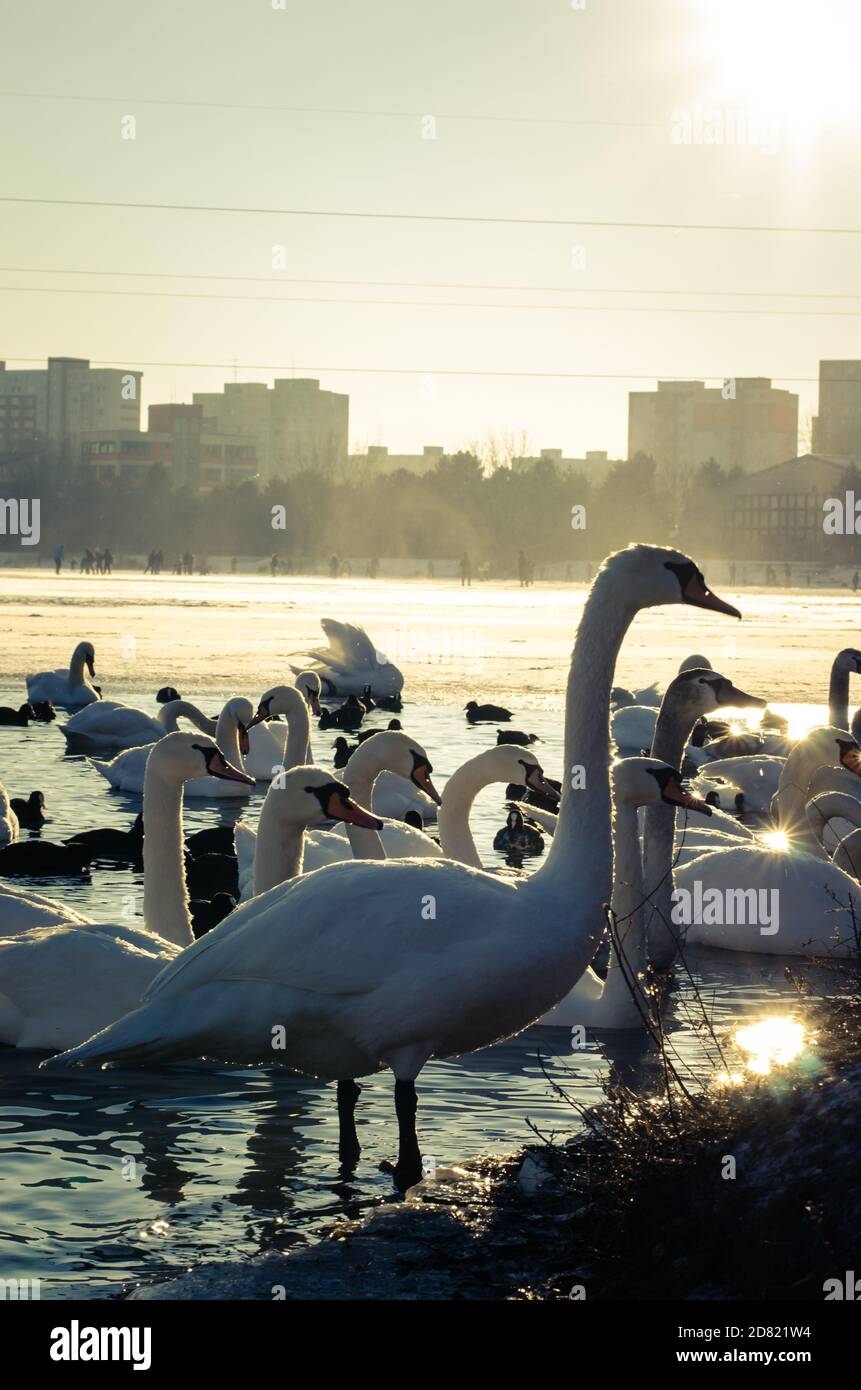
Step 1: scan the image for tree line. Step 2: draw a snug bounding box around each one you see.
[0,450,743,568]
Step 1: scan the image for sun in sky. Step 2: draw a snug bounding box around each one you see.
[693,0,861,145]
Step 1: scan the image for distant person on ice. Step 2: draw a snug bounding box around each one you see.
[53,544,64,576]
[459,552,472,587]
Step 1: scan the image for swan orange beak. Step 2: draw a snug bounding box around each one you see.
[327,791,384,830]
[662,776,711,816]
[86,657,96,677]
[412,766,442,805]
[206,749,255,786]
[526,766,560,804]
[246,701,270,730]
[308,692,321,716]
[682,574,741,620]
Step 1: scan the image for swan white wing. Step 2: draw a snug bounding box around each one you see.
[243,721,289,781]
[145,857,517,1005]
[88,746,151,793]
[326,821,443,860]
[0,924,175,1048]
[319,619,378,671]
[234,822,257,900]
[62,702,163,749]
[371,771,438,822]
[0,882,90,938]
[611,705,658,753]
[676,845,861,955]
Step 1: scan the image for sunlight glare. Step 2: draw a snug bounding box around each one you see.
[696,0,861,139]
[734,1017,806,1075]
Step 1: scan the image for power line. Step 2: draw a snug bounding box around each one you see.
[0,88,668,131]
[0,355,829,382]
[2,195,859,235]
[4,281,861,317]
[2,265,859,301]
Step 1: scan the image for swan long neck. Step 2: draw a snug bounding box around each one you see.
[283,700,312,772]
[806,791,861,849]
[538,568,634,904]
[69,644,95,694]
[253,794,306,894]
[774,744,835,851]
[643,693,699,967]
[341,739,391,859]
[215,705,243,768]
[828,658,851,729]
[600,798,649,1023]
[157,701,216,735]
[437,754,498,868]
[142,763,193,947]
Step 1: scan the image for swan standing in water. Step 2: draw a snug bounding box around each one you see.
[46,545,740,1187]
[290,619,404,698]
[27,641,100,709]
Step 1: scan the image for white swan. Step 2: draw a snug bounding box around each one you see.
[61,700,165,752]
[805,789,861,868]
[239,740,556,895]
[26,640,100,709]
[540,759,710,1029]
[291,619,404,698]
[1,784,19,847]
[89,698,250,797]
[47,545,741,1183]
[236,726,444,895]
[0,734,254,1046]
[610,704,658,754]
[668,728,861,958]
[690,755,784,816]
[242,673,322,779]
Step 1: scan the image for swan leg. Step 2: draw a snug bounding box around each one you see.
[392,1079,422,1190]
[336,1078,361,1165]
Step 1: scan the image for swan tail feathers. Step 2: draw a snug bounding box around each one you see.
[42,1000,191,1069]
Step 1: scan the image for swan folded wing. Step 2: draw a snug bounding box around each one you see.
[144,857,515,1003]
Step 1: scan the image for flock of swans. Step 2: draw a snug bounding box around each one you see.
[2,546,861,1185]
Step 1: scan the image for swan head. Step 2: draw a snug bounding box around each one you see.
[294,670,322,716]
[670,668,766,720]
[834,647,861,675]
[484,745,560,805]
[247,684,309,729]
[605,546,740,619]
[267,766,383,830]
[73,641,96,677]
[678,653,713,673]
[613,756,712,814]
[147,731,255,786]
[219,697,255,756]
[346,729,442,804]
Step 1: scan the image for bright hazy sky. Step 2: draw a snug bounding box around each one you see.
[2,0,860,458]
